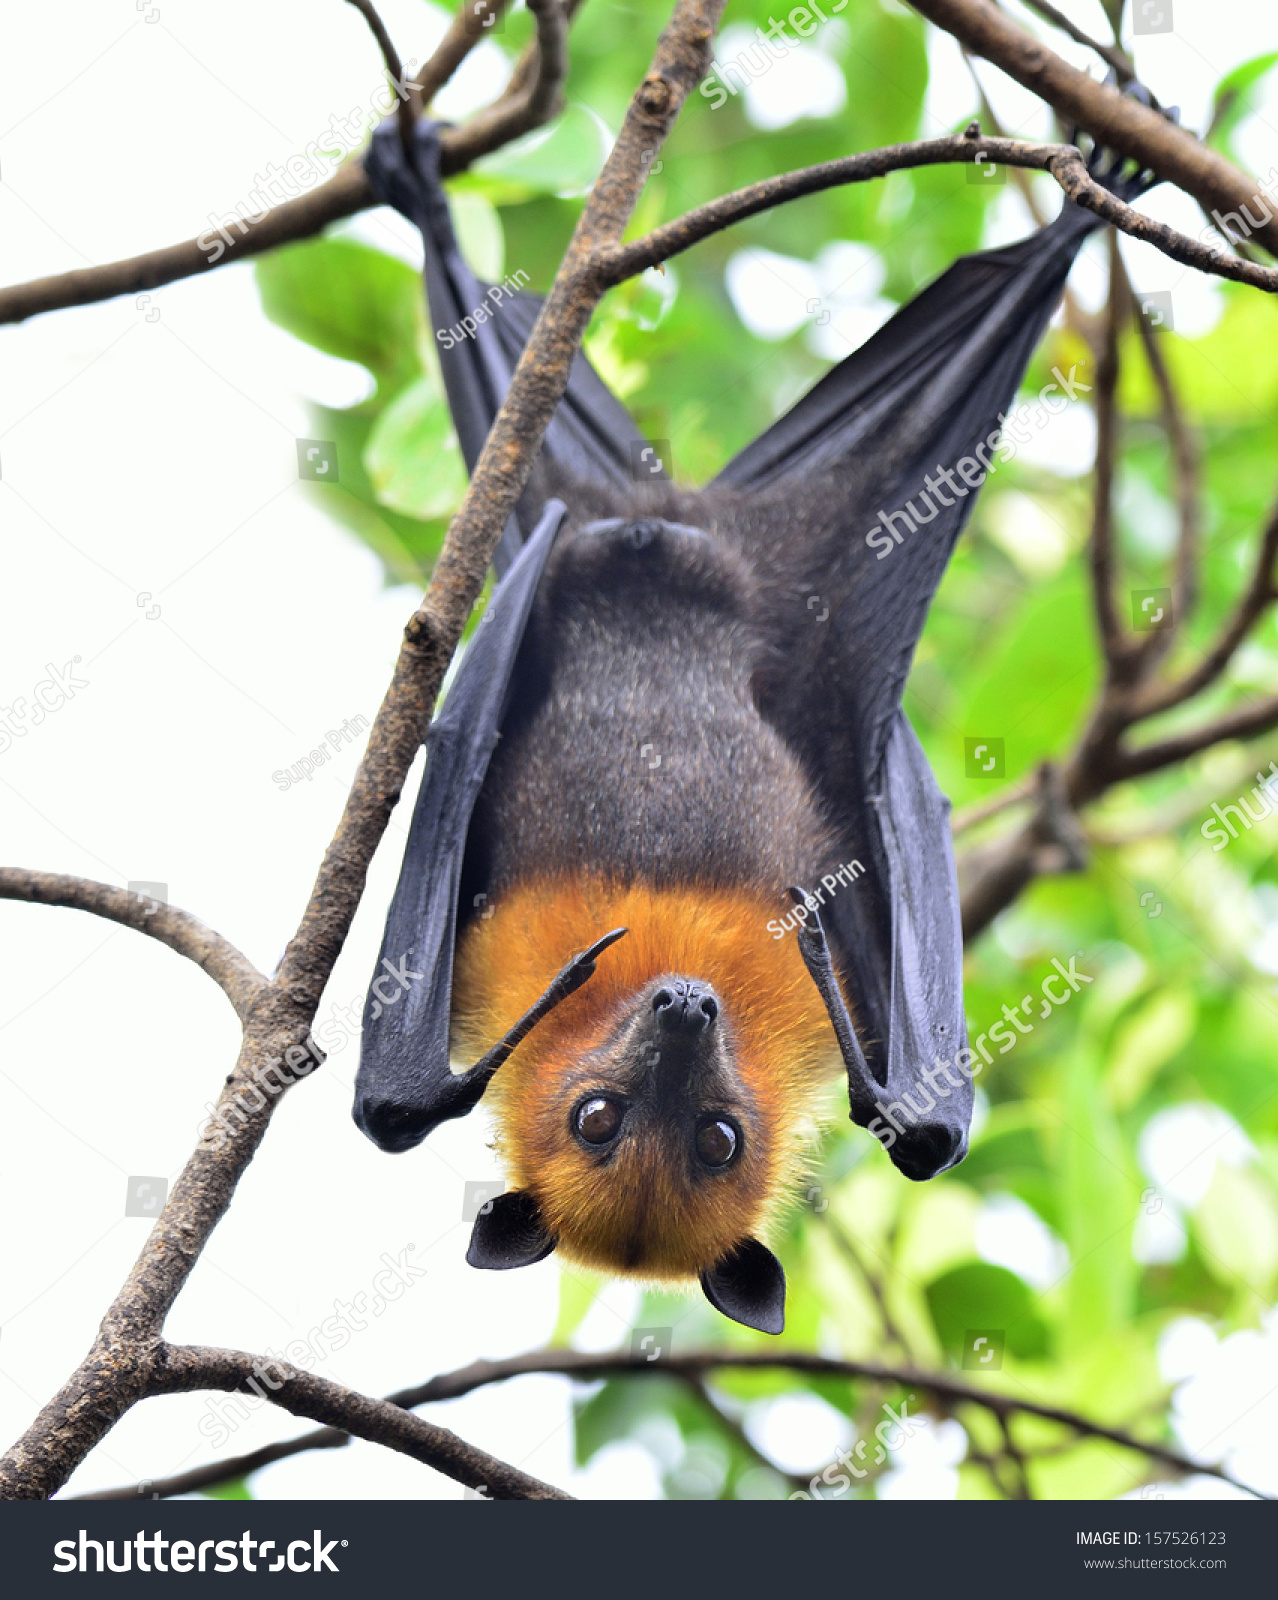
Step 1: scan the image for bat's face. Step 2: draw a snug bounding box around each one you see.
[453,881,842,1306]
[500,971,776,1280]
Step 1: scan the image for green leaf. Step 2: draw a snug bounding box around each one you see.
[551,1267,606,1346]
[925,1260,1050,1361]
[255,238,423,397]
[1207,52,1278,165]
[453,191,506,282]
[1105,988,1196,1111]
[200,1475,252,1499]
[1195,1164,1278,1292]
[477,104,611,197]
[1055,1050,1138,1348]
[363,377,468,521]
[299,402,447,585]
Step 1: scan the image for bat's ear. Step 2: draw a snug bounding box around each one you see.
[466,1191,557,1271]
[699,1239,785,1335]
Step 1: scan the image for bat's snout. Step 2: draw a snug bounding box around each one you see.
[652,977,720,1036]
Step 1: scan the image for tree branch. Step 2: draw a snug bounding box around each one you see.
[414,0,512,112]
[0,868,265,1023]
[1125,270,1203,663]
[146,1344,571,1500]
[0,0,571,326]
[908,0,1278,258]
[77,1346,1269,1502]
[958,219,1275,937]
[1090,232,1128,669]
[600,135,1278,294]
[10,90,1278,332]
[344,0,418,159]
[1116,693,1278,781]
[441,0,571,169]
[1133,497,1278,719]
[960,762,1087,942]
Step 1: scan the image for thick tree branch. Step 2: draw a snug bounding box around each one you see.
[0,868,265,1023]
[78,1346,1268,1502]
[908,0,1278,257]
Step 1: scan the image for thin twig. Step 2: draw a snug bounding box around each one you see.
[823,1217,916,1362]
[0,868,265,1023]
[1090,230,1128,669]
[442,0,570,168]
[951,772,1038,835]
[414,0,512,111]
[679,1376,810,1494]
[996,1409,1034,1500]
[1123,263,1203,662]
[960,762,1087,940]
[1116,692,1278,780]
[1132,498,1278,720]
[345,0,418,162]
[599,136,1278,293]
[1021,0,1136,85]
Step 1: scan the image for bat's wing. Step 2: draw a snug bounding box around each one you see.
[716,198,1109,1178]
[353,499,566,1153]
[362,120,649,573]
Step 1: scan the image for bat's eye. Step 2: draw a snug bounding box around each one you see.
[575,1096,624,1146]
[695,1118,739,1169]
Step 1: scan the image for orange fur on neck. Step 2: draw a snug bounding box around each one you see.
[452,878,841,1281]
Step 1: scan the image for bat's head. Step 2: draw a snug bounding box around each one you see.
[452,883,841,1334]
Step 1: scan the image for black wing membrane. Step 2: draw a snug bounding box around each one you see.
[716,201,1106,1177]
[362,121,649,574]
[354,500,566,1152]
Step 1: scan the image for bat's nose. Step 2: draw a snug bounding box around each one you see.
[652,978,719,1035]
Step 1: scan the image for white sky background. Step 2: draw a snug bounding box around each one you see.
[0,0,1276,1502]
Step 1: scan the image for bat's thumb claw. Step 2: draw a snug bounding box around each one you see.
[581,927,628,963]
[567,927,629,983]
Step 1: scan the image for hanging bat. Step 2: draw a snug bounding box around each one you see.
[352,118,1146,1333]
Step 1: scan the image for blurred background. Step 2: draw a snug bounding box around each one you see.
[2,0,1277,1500]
